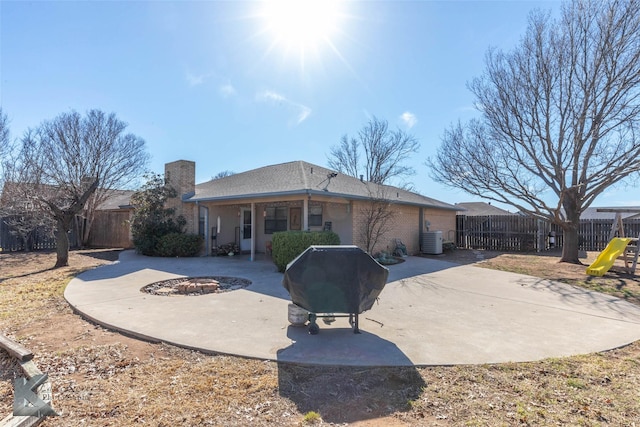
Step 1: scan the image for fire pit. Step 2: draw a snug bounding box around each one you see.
[282,245,389,334]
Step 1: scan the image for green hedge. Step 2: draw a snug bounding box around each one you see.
[155,233,203,257]
[271,231,340,272]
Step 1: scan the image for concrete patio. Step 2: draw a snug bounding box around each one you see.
[64,251,640,366]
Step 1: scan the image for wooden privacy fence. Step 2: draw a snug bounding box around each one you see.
[456,215,550,252]
[87,210,133,248]
[0,216,59,252]
[457,215,640,252]
[1,210,133,252]
[578,218,640,250]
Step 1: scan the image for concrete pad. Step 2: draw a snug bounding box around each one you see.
[64,251,640,366]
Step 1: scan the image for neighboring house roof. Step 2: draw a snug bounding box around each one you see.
[188,160,460,211]
[455,202,512,216]
[98,190,135,210]
[580,206,640,220]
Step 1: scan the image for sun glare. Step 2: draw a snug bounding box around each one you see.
[260,0,344,62]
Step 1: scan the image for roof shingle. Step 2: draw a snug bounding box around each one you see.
[189,160,459,210]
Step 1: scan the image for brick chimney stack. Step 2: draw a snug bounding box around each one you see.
[164,160,196,229]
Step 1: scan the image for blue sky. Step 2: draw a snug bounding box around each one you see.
[10,0,632,210]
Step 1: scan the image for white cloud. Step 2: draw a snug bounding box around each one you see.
[219,83,236,98]
[258,90,286,103]
[400,111,417,128]
[256,90,311,125]
[186,72,207,87]
[297,106,312,123]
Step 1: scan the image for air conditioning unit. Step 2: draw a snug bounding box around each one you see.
[422,231,443,255]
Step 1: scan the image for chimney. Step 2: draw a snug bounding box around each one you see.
[165,160,195,197]
[164,160,196,219]
[360,175,364,182]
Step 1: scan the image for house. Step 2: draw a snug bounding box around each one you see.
[164,160,460,258]
[455,202,513,216]
[580,206,640,221]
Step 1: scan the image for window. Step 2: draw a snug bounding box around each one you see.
[265,207,287,234]
[308,205,323,227]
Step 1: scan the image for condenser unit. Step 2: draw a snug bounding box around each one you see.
[422,231,443,255]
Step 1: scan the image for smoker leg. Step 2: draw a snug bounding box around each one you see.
[308,313,320,335]
[349,314,360,334]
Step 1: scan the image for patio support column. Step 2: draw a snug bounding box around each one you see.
[251,202,256,261]
[303,197,309,231]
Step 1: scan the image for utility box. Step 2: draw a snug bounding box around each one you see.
[422,231,443,255]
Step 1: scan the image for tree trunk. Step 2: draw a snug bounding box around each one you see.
[54,218,71,268]
[559,191,582,264]
[82,215,92,247]
[560,225,581,264]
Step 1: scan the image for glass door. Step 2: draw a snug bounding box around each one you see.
[240,208,252,251]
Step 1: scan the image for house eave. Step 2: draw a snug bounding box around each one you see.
[185,189,459,211]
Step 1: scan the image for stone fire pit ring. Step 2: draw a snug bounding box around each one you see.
[141,276,252,296]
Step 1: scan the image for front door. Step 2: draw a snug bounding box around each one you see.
[240,208,252,251]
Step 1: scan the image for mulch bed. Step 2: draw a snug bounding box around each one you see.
[141,276,252,296]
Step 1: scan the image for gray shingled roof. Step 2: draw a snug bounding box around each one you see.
[187,160,459,210]
[580,207,640,220]
[98,190,135,210]
[455,202,513,216]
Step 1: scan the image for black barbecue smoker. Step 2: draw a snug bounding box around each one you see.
[282,245,389,334]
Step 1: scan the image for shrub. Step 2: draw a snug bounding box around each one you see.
[130,173,187,256]
[156,233,203,257]
[132,216,186,256]
[272,231,340,272]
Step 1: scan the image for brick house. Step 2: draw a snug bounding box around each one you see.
[164,160,460,259]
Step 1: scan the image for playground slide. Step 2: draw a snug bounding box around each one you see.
[586,238,632,277]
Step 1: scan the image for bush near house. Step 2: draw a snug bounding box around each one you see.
[272,231,340,272]
[131,215,186,256]
[129,173,202,257]
[155,232,203,257]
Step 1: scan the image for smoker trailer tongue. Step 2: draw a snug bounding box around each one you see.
[282,245,389,334]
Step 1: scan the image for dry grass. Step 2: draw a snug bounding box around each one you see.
[1,249,640,426]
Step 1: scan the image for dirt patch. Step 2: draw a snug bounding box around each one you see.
[1,248,640,426]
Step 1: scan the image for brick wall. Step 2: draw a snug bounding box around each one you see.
[164,160,196,233]
[351,202,458,255]
[351,201,420,255]
[423,207,457,242]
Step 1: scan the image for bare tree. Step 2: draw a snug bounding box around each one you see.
[8,109,149,267]
[428,0,640,263]
[0,108,10,161]
[0,109,13,190]
[358,187,397,254]
[212,170,235,180]
[328,117,420,185]
[0,180,55,251]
